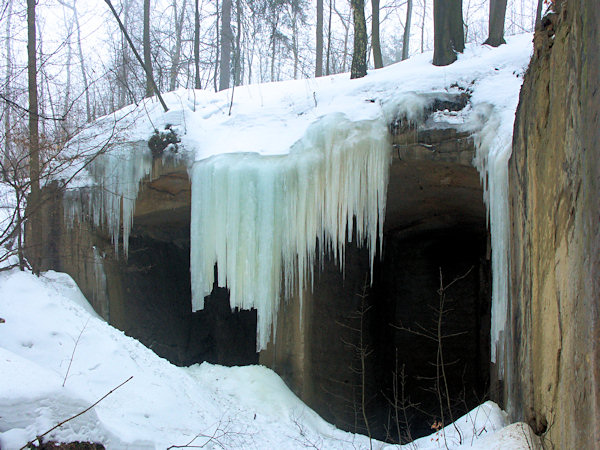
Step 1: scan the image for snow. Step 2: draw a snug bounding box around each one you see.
[0,269,540,449]
[62,34,533,367]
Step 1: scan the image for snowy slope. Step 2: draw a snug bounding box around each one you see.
[63,34,534,356]
[0,269,540,449]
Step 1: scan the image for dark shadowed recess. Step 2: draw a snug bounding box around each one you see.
[303,223,491,443]
[108,222,259,368]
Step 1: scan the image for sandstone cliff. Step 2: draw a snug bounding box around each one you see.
[508,0,599,447]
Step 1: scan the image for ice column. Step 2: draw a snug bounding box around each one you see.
[472,105,512,375]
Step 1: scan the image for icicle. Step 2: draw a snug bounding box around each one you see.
[190,113,391,351]
[63,141,153,258]
[472,104,512,376]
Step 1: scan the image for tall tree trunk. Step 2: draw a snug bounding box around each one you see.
[316,0,324,77]
[402,0,413,60]
[194,0,201,89]
[350,0,367,79]
[234,0,242,86]
[143,0,153,97]
[484,0,507,47]
[27,0,41,274]
[4,0,13,163]
[62,5,73,121]
[449,0,464,53]
[214,0,219,91]
[433,0,463,66]
[371,0,383,69]
[219,0,232,91]
[169,0,187,92]
[420,0,426,53]
[118,0,132,107]
[326,0,333,75]
[270,21,277,81]
[291,4,299,79]
[71,1,92,122]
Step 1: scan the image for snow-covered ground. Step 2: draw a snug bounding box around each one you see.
[0,269,540,449]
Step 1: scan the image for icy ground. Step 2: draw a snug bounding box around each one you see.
[64,33,535,357]
[0,269,541,449]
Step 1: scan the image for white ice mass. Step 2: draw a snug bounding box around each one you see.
[191,114,390,349]
[63,34,533,363]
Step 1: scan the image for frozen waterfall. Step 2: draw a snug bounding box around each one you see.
[190,113,391,351]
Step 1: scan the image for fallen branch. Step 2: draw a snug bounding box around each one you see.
[20,376,133,450]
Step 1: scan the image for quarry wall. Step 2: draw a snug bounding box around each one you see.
[507,0,600,447]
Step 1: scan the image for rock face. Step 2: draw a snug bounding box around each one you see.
[37,110,492,441]
[507,1,600,447]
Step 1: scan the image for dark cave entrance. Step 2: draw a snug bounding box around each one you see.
[370,225,491,441]
[111,214,259,368]
[300,150,492,442]
[303,224,491,443]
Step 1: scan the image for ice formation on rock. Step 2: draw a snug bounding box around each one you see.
[472,104,512,372]
[64,141,153,258]
[190,113,391,350]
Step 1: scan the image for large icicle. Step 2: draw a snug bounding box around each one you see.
[190,113,391,351]
[471,104,513,375]
[64,141,153,257]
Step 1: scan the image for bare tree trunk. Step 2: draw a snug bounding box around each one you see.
[71,1,91,122]
[402,0,413,60]
[194,0,201,89]
[371,0,383,69]
[143,0,154,97]
[62,5,74,120]
[219,0,232,91]
[214,0,220,91]
[484,0,507,47]
[350,0,367,79]
[118,0,132,107]
[270,21,277,81]
[449,0,464,53]
[316,0,324,77]
[291,3,299,79]
[4,0,13,163]
[433,0,463,66]
[326,0,333,75]
[169,0,187,92]
[420,0,426,53]
[27,0,41,274]
[234,0,242,86]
